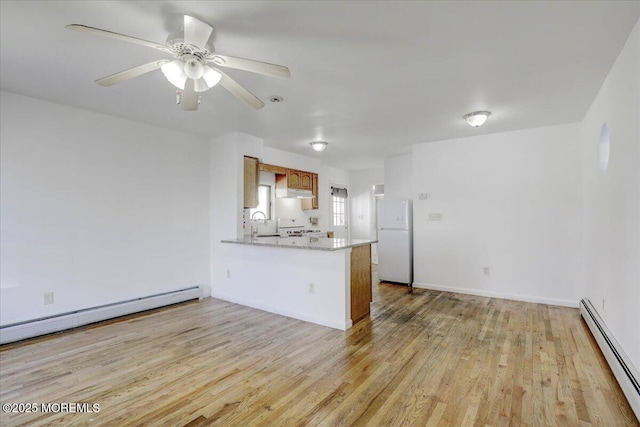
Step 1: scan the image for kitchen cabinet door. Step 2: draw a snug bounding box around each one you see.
[299,171,312,190]
[287,169,312,190]
[302,173,319,210]
[287,169,301,189]
[244,156,259,208]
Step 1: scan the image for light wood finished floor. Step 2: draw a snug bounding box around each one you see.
[1,279,637,426]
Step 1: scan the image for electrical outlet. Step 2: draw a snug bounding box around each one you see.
[308,283,315,294]
[226,270,231,279]
[483,267,491,276]
[44,291,54,305]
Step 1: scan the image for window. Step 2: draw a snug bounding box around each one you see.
[250,185,271,220]
[331,186,348,227]
[332,195,345,226]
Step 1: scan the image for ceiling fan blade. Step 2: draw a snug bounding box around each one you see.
[211,55,291,79]
[183,15,213,50]
[66,24,167,52]
[217,69,265,109]
[95,61,166,86]
[181,79,199,111]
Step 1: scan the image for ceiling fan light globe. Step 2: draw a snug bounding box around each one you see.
[161,60,187,90]
[183,57,204,80]
[203,67,222,88]
[193,78,210,93]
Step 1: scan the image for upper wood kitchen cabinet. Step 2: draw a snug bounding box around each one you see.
[243,156,259,209]
[259,163,287,175]
[302,173,319,210]
[287,169,313,191]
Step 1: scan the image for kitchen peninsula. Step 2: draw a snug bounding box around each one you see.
[220,236,376,330]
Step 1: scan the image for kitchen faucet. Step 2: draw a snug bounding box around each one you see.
[250,211,267,240]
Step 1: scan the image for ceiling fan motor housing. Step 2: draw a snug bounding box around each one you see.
[166,28,215,54]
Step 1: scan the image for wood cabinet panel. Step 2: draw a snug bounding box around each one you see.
[287,169,300,188]
[311,173,318,208]
[299,172,312,190]
[350,244,372,324]
[243,156,259,209]
[259,163,287,175]
[302,173,319,210]
[287,169,312,190]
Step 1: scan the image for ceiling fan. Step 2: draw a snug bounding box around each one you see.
[66,15,290,111]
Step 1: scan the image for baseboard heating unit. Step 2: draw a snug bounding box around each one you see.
[0,286,202,345]
[580,298,639,420]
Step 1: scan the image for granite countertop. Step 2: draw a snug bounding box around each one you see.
[221,236,377,251]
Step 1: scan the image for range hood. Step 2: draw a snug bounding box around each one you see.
[276,188,315,199]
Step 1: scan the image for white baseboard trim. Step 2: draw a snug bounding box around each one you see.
[210,292,351,331]
[411,282,578,308]
[0,286,203,345]
[580,299,639,421]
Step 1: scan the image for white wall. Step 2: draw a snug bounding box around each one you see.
[580,18,639,367]
[220,244,351,330]
[0,92,210,324]
[349,168,384,262]
[349,168,384,240]
[384,154,412,200]
[263,146,320,174]
[411,124,583,306]
[209,132,263,295]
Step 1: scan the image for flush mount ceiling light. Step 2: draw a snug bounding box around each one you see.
[310,141,329,152]
[463,111,491,127]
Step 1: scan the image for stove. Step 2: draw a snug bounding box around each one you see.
[284,229,324,237]
[278,218,324,238]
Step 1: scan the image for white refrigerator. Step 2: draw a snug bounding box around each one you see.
[377,199,413,285]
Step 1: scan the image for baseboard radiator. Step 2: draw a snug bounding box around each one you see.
[580,298,640,420]
[0,286,202,345]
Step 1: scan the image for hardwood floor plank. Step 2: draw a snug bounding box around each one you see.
[1,274,637,426]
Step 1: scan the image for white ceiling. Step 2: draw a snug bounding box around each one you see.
[2,1,639,170]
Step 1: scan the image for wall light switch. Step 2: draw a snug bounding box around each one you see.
[428,213,443,221]
[419,193,431,200]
